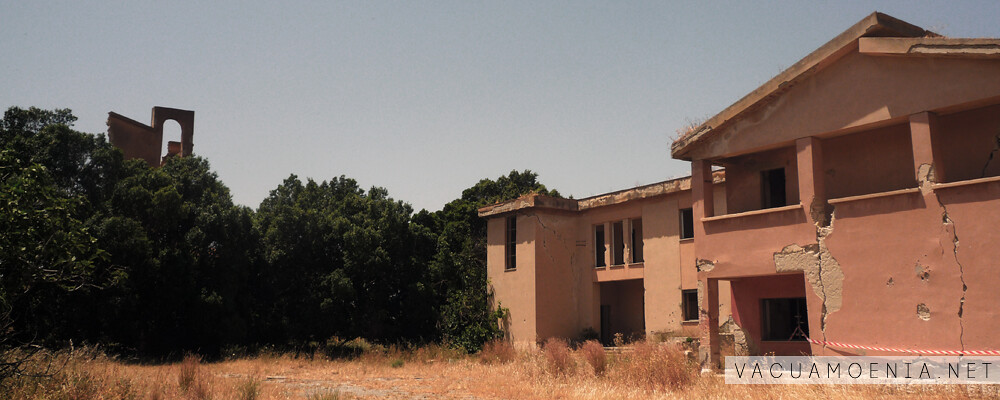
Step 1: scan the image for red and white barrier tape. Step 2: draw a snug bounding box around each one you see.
[806,338,1000,356]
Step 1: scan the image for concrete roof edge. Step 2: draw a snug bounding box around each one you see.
[670,11,934,161]
[107,111,153,130]
[477,193,577,217]
[859,37,1000,57]
[477,171,726,218]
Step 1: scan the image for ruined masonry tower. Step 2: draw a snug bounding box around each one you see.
[107,106,194,167]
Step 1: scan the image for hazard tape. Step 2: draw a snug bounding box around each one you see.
[806,338,1000,356]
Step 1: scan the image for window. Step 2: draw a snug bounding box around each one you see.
[630,218,643,263]
[682,290,699,321]
[505,216,516,270]
[761,168,787,209]
[679,208,694,240]
[761,297,809,341]
[594,224,606,267]
[612,221,625,265]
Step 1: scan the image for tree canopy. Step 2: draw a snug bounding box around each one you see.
[0,106,559,368]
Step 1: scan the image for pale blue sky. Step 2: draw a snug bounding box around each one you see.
[3,1,999,211]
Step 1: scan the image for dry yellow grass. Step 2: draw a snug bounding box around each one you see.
[4,344,999,399]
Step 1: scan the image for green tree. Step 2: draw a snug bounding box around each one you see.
[1,106,259,357]
[254,175,436,345]
[0,151,106,383]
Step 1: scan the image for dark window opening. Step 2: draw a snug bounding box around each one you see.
[594,225,606,267]
[630,219,643,263]
[505,216,516,270]
[679,208,694,240]
[682,289,699,321]
[761,297,809,341]
[612,221,625,265]
[761,168,787,209]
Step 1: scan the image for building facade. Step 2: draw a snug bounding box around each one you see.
[672,13,1000,367]
[482,13,1000,366]
[479,175,731,347]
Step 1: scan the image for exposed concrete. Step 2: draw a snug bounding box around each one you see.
[915,263,931,282]
[859,37,1000,58]
[917,303,931,321]
[772,209,844,338]
[720,316,751,356]
[924,162,969,351]
[696,259,715,273]
[917,163,936,190]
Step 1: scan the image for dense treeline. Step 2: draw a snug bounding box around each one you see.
[0,106,558,363]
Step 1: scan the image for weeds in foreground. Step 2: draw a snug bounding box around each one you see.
[309,390,356,400]
[177,354,200,391]
[4,344,1000,400]
[578,340,606,376]
[479,339,515,364]
[611,341,698,391]
[542,338,575,376]
[235,375,262,400]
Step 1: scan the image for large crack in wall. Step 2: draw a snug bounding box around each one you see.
[918,164,967,352]
[981,132,1000,178]
[772,208,843,343]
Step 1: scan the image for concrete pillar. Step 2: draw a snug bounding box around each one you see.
[795,137,827,225]
[691,159,714,238]
[603,222,612,268]
[622,219,632,264]
[909,112,943,184]
[700,278,721,369]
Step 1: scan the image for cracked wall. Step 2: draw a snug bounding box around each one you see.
[933,103,1000,182]
[772,210,844,338]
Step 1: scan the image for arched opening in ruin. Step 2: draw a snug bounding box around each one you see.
[161,119,183,162]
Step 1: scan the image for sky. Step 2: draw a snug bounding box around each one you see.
[3,1,1000,212]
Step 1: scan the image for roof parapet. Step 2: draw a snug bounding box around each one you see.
[477,171,724,217]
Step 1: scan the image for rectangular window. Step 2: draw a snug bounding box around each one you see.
[761,297,809,341]
[612,221,625,265]
[761,168,787,209]
[682,289,699,321]
[679,208,694,240]
[594,224,606,267]
[505,216,516,270]
[630,218,643,263]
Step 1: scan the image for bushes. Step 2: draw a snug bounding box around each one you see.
[542,338,574,375]
[531,338,698,393]
[578,340,606,375]
[479,339,516,364]
[610,341,698,392]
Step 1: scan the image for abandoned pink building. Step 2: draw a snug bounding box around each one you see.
[107,106,195,167]
[479,174,732,347]
[483,12,1000,364]
[672,12,1000,368]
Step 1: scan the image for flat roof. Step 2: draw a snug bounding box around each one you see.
[477,170,724,217]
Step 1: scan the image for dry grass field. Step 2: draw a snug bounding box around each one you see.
[5,340,999,399]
